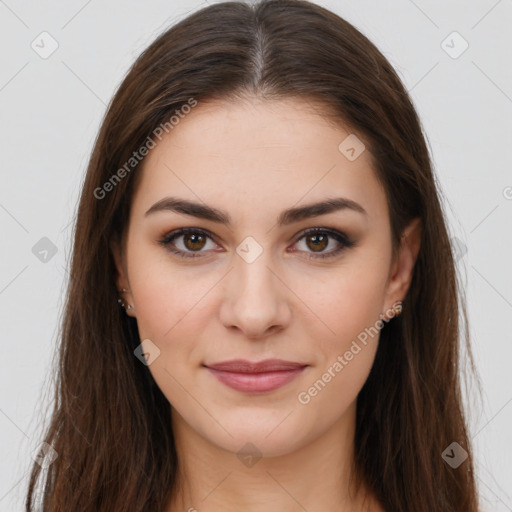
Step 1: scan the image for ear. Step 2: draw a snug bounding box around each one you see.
[382,217,422,317]
[111,236,136,318]
[111,236,128,290]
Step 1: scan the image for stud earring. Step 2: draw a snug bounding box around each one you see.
[117,288,134,311]
[392,301,403,317]
[382,300,403,322]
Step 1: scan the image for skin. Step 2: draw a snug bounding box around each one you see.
[111,96,421,512]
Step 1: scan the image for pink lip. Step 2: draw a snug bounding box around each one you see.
[204,359,308,393]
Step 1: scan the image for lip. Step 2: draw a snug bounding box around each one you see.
[205,358,307,373]
[204,359,308,394]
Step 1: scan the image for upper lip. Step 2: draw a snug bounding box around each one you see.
[204,359,308,373]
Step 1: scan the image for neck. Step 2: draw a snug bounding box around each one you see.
[166,401,382,512]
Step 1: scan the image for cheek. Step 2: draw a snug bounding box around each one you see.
[293,262,388,404]
[296,261,388,348]
[126,246,221,396]
[126,243,206,340]
[126,251,210,405]
[295,279,384,422]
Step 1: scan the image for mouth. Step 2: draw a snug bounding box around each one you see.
[203,359,308,394]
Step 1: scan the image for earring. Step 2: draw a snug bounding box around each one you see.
[392,301,403,317]
[117,288,134,311]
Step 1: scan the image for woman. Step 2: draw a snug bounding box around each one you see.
[25,0,480,510]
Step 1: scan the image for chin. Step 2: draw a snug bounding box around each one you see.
[199,413,314,459]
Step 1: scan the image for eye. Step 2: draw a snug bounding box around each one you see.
[158,228,219,259]
[158,227,355,260]
[291,228,355,260]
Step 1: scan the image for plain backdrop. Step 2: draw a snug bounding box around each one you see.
[0,0,511,510]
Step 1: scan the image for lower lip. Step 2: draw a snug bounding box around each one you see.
[206,367,307,393]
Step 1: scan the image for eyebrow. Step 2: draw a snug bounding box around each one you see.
[144,196,368,226]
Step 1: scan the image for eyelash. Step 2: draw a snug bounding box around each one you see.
[158,227,355,260]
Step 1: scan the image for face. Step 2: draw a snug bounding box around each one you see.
[112,96,421,457]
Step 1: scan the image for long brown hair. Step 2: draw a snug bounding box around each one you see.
[25,1,481,510]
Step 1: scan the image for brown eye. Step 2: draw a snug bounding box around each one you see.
[159,227,355,261]
[305,233,329,252]
[293,228,355,260]
[183,232,207,251]
[159,228,218,259]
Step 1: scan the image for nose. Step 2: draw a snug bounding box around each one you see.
[219,250,292,340]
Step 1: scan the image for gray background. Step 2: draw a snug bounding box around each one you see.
[0,0,511,510]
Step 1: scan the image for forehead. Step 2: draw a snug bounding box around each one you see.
[131,97,387,224]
